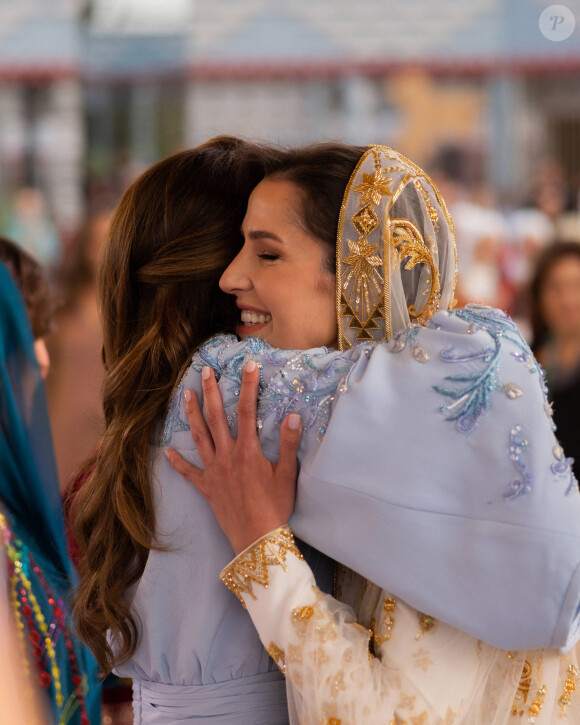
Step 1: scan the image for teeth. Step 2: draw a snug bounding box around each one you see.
[241,310,272,326]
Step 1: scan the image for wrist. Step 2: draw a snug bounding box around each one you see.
[229,518,289,556]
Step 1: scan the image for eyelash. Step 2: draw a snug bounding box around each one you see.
[258,252,280,262]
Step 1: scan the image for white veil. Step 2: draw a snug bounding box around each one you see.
[337,145,457,348]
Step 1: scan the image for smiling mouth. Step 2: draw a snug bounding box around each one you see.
[240,310,272,327]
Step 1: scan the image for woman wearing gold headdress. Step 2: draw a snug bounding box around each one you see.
[166,145,580,722]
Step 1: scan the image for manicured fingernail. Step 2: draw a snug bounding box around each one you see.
[201,366,211,380]
[184,389,192,403]
[245,359,256,373]
[288,413,301,430]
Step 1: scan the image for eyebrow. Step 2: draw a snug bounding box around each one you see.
[244,229,285,244]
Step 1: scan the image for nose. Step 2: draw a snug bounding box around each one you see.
[219,247,252,295]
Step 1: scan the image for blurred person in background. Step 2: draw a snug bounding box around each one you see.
[442,180,511,311]
[530,240,580,484]
[46,209,110,492]
[0,248,101,724]
[1,186,62,272]
[0,235,53,378]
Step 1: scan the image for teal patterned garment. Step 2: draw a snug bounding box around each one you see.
[0,262,101,725]
[156,305,580,656]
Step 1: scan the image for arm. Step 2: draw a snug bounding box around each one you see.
[219,525,580,725]
[166,352,580,723]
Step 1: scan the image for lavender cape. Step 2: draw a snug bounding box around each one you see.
[162,305,580,653]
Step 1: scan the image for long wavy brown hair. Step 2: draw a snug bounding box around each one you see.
[71,137,283,673]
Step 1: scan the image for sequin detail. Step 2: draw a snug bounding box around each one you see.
[435,305,542,434]
[159,334,372,445]
[159,378,191,447]
[219,525,303,607]
[504,425,532,500]
[552,445,577,495]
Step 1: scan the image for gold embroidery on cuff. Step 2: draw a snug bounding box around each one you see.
[219,525,303,607]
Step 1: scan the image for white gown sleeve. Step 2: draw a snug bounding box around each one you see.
[220,526,580,725]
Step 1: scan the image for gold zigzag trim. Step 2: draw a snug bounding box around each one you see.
[220,525,303,607]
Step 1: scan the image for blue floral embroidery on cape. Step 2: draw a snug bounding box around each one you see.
[159,334,373,445]
[552,444,577,495]
[159,378,191,447]
[433,305,543,435]
[504,425,532,500]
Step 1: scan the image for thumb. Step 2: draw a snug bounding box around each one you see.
[276,413,302,481]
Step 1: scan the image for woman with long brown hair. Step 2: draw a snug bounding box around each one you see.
[166,144,580,723]
[71,137,334,723]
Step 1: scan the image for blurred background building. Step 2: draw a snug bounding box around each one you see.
[1,0,580,491]
[0,0,579,236]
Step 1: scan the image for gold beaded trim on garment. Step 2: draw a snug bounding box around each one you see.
[336,145,451,350]
[219,525,303,607]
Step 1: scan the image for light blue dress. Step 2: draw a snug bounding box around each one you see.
[120,304,580,722]
[116,417,334,723]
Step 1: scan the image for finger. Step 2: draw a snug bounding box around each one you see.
[237,360,260,446]
[164,448,209,499]
[183,388,216,464]
[199,366,232,450]
[275,413,302,482]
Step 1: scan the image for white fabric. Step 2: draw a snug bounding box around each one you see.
[236,538,580,725]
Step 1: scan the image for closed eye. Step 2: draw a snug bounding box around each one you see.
[258,253,280,261]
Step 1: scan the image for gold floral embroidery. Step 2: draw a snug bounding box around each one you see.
[412,648,434,672]
[353,165,393,206]
[342,236,383,319]
[511,660,532,716]
[527,684,547,720]
[410,712,428,725]
[266,642,286,674]
[435,707,456,724]
[414,179,440,232]
[330,669,346,698]
[397,693,416,711]
[219,525,303,607]
[337,145,453,350]
[315,620,338,643]
[391,220,440,324]
[415,613,436,640]
[558,664,579,716]
[372,596,396,650]
[287,643,303,665]
[310,645,330,667]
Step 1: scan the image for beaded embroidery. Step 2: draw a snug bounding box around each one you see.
[159,334,372,445]
[558,664,579,717]
[435,305,544,435]
[551,445,576,495]
[219,525,303,607]
[504,426,532,500]
[0,511,88,725]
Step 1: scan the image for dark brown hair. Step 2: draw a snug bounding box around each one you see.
[529,240,580,352]
[0,235,54,338]
[268,143,366,271]
[71,137,284,672]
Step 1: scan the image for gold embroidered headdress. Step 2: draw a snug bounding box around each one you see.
[337,146,457,350]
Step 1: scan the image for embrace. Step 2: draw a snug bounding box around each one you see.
[72,139,580,724]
